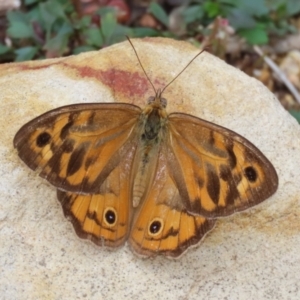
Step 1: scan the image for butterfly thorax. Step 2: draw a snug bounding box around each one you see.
[132,92,168,207]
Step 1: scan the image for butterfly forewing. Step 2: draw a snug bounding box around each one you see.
[14,103,141,193]
[167,113,278,218]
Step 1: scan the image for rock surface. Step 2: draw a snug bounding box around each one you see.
[0,37,299,299]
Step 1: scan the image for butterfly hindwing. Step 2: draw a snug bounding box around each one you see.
[129,144,216,257]
[57,139,135,247]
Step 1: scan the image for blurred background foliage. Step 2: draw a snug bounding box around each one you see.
[0,0,299,61]
[0,0,300,120]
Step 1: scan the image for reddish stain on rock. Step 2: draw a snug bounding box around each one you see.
[70,65,152,98]
[99,69,149,98]
[73,65,99,79]
[17,61,166,99]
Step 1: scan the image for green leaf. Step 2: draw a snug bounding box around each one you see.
[7,21,34,39]
[287,0,300,16]
[75,16,92,30]
[203,1,222,18]
[227,8,256,29]
[264,0,286,11]
[40,0,67,21]
[39,0,69,41]
[238,24,268,44]
[15,46,39,61]
[39,0,67,32]
[289,110,300,124]
[149,2,169,27]
[44,22,73,56]
[131,27,158,37]
[182,5,204,24]
[39,3,58,27]
[6,11,28,23]
[231,0,268,16]
[25,0,40,5]
[73,45,96,55]
[161,31,176,38]
[6,11,34,39]
[83,27,103,47]
[101,12,117,43]
[110,24,132,43]
[27,6,42,22]
[0,43,10,55]
[44,33,68,56]
[97,6,117,16]
[57,20,73,35]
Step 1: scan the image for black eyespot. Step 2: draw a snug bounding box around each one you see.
[149,220,161,234]
[244,166,257,182]
[36,132,51,147]
[104,209,116,225]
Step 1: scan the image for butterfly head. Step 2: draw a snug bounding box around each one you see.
[144,89,168,120]
[147,89,167,109]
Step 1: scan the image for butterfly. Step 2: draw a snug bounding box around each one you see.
[13,39,278,258]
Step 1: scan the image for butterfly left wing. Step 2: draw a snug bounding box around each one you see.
[129,144,216,258]
[13,103,141,193]
[166,113,278,218]
[14,103,142,248]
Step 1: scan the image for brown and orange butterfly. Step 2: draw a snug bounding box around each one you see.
[13,40,278,258]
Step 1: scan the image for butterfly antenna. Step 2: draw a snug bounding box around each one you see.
[126,36,157,94]
[160,48,207,95]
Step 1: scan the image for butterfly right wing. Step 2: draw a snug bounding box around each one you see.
[166,112,278,218]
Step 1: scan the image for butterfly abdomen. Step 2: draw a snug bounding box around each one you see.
[132,143,160,208]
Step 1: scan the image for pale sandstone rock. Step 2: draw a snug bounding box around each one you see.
[0,37,299,299]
